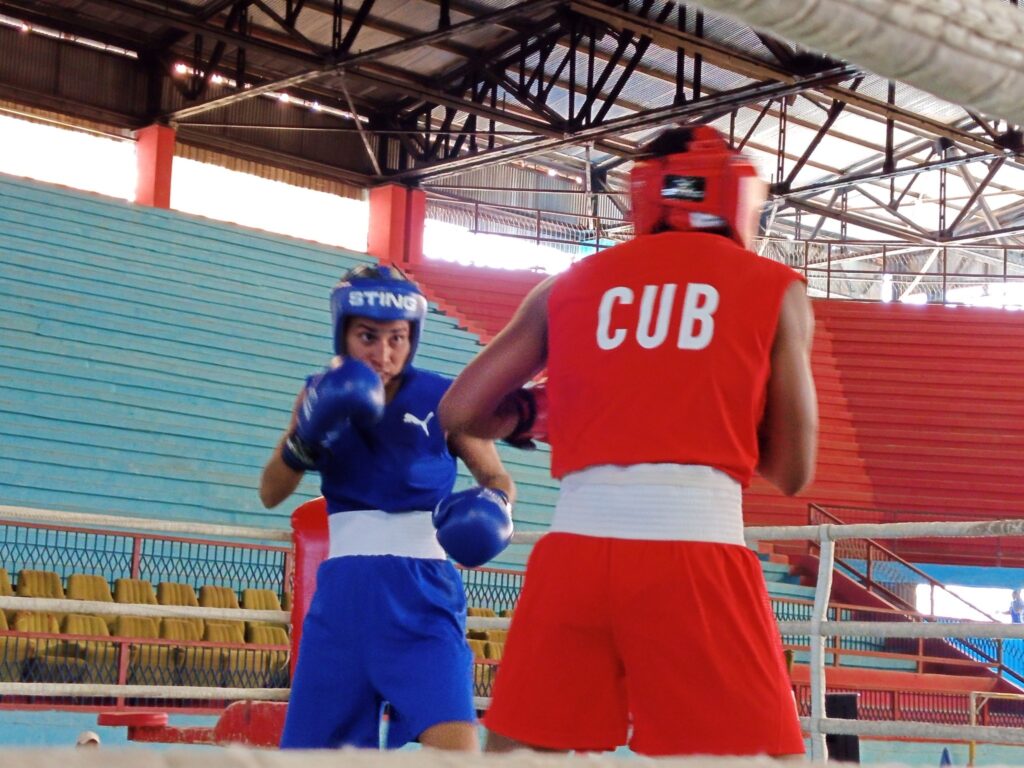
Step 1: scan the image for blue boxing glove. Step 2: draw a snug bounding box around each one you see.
[433,487,514,568]
[281,357,385,472]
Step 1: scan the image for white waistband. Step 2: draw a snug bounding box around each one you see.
[551,464,744,544]
[328,509,446,559]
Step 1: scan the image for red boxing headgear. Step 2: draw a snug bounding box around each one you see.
[630,125,765,246]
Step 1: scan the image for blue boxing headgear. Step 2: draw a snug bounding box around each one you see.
[330,264,428,366]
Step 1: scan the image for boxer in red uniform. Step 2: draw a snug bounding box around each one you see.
[438,126,817,757]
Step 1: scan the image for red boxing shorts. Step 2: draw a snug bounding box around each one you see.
[483,533,804,756]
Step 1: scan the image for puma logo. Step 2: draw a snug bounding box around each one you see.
[403,411,434,436]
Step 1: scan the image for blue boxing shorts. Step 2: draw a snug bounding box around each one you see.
[280,555,475,749]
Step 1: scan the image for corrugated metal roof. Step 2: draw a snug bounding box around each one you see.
[7,0,1023,253]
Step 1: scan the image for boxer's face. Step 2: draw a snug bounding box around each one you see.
[344,317,412,388]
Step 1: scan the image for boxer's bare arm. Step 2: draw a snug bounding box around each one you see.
[449,433,516,504]
[440,277,555,440]
[259,390,304,508]
[757,281,818,495]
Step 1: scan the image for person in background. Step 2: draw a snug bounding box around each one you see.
[1009,588,1023,623]
[439,126,818,757]
[75,730,101,748]
[260,264,515,752]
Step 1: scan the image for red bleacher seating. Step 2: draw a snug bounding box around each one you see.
[747,300,1024,565]
[405,260,546,342]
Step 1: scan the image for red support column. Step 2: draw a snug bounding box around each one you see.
[406,187,426,266]
[135,124,175,209]
[367,183,425,265]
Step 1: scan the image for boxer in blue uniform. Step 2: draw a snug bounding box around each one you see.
[259,264,516,751]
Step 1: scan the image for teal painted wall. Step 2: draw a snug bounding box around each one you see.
[861,739,1024,766]
[0,710,217,749]
[0,173,555,568]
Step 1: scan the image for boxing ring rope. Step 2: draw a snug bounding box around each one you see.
[690,0,1024,127]
[0,682,290,701]
[0,505,292,543]
[745,518,1024,760]
[6,505,1024,759]
[0,505,548,546]
[0,596,289,625]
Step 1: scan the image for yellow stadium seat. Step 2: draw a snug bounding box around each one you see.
[158,582,199,607]
[62,614,118,684]
[13,612,70,683]
[0,609,26,682]
[485,629,509,644]
[176,618,220,688]
[467,606,497,618]
[14,611,61,649]
[161,618,202,642]
[484,641,504,661]
[168,618,219,687]
[467,638,488,661]
[118,615,171,687]
[472,659,495,698]
[16,570,64,599]
[157,582,203,638]
[205,620,245,642]
[241,588,281,611]
[113,615,159,639]
[241,588,287,633]
[198,585,244,637]
[67,574,116,631]
[246,624,290,686]
[114,578,158,606]
[67,574,113,603]
[210,621,259,688]
[199,585,239,609]
[0,569,13,624]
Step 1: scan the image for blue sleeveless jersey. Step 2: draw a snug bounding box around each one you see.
[319,366,457,514]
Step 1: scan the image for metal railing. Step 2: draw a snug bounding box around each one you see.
[0,518,291,603]
[0,627,290,712]
[792,684,1024,728]
[809,504,998,621]
[425,193,628,255]
[806,504,1024,688]
[760,238,1024,306]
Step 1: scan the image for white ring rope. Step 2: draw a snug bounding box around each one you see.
[0,504,544,545]
[745,518,1024,541]
[7,501,1005,548]
[466,616,512,631]
[778,620,1024,639]
[0,682,289,700]
[0,595,515,632]
[0,505,291,542]
[799,717,1024,746]
[0,596,289,624]
[692,0,1024,126]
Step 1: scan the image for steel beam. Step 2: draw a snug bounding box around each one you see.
[386,66,858,180]
[166,0,561,120]
[568,0,1010,157]
[781,151,994,200]
[785,198,939,243]
[947,159,1006,236]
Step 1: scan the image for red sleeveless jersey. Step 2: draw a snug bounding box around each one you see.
[546,231,805,486]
